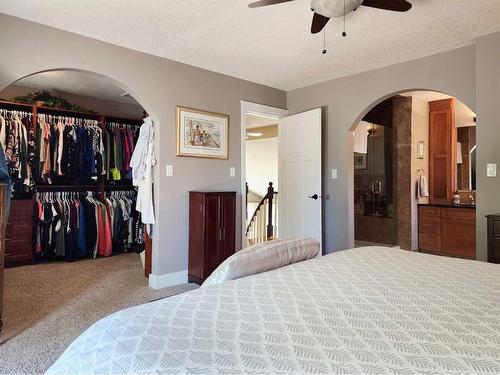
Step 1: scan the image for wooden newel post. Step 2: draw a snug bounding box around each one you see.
[245,182,249,220]
[266,182,274,240]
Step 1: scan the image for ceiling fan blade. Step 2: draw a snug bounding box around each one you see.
[361,0,412,12]
[248,0,294,8]
[311,12,330,34]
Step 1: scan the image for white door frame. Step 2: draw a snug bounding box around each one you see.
[240,101,288,249]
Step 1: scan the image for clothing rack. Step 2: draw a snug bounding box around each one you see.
[33,188,143,262]
[1,100,145,267]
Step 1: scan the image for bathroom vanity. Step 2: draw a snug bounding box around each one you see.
[418,204,476,259]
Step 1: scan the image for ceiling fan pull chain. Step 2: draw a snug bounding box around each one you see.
[322,29,327,54]
[342,0,347,37]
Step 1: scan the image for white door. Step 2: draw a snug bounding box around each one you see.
[278,108,322,253]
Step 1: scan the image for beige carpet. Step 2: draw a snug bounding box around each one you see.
[0,253,198,374]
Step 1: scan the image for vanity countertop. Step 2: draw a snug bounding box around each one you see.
[418,203,476,209]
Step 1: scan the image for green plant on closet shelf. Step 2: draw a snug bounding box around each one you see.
[10,90,96,113]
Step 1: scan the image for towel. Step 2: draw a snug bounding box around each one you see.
[457,142,463,164]
[417,174,429,200]
[353,121,369,154]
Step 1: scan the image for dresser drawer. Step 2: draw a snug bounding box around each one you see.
[442,208,475,221]
[419,206,441,218]
[419,234,442,252]
[419,216,441,235]
[490,219,500,237]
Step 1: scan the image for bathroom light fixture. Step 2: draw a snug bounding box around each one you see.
[247,132,264,137]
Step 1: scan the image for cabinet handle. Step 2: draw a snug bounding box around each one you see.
[219,228,223,241]
[223,227,226,240]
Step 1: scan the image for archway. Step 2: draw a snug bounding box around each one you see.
[348,89,477,257]
[0,68,158,274]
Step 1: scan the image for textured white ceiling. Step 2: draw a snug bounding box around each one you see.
[246,114,278,128]
[14,70,140,104]
[1,0,500,90]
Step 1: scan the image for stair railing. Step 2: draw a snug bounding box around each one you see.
[246,182,278,245]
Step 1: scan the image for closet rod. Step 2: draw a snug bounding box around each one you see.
[0,100,34,109]
[104,185,137,191]
[35,185,101,192]
[36,106,101,119]
[105,115,143,125]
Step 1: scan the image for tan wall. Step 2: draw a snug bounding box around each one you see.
[0,14,286,279]
[410,96,430,250]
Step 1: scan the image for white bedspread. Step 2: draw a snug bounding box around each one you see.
[47,247,500,374]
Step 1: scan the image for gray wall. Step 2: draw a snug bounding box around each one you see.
[476,32,500,260]
[287,45,481,256]
[1,85,144,119]
[0,14,286,276]
[1,12,499,270]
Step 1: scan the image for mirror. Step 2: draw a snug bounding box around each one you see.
[457,126,476,191]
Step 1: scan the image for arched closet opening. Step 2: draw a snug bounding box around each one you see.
[0,69,177,367]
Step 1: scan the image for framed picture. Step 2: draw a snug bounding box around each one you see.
[176,106,229,159]
[354,153,367,170]
[417,140,425,159]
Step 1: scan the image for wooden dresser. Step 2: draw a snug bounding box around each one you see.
[188,191,236,285]
[486,214,500,263]
[4,199,34,267]
[419,204,476,259]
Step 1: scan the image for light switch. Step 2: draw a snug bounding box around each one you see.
[166,165,174,177]
[230,167,236,177]
[487,163,497,177]
[331,168,338,179]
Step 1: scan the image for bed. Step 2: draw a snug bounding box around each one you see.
[47,246,500,374]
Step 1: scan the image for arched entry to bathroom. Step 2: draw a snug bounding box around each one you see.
[350,90,477,257]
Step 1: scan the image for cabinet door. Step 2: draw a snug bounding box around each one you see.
[429,99,456,204]
[220,193,236,262]
[442,208,476,259]
[5,199,34,267]
[188,193,205,280]
[204,194,221,278]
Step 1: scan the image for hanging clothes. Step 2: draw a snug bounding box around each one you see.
[130,116,155,225]
[0,108,34,195]
[32,189,143,262]
[35,114,105,185]
[105,121,139,182]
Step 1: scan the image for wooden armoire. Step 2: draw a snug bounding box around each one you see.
[429,99,457,204]
[188,191,236,285]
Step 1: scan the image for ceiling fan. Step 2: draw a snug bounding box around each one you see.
[248,0,412,34]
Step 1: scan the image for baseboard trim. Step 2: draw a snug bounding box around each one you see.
[149,270,188,289]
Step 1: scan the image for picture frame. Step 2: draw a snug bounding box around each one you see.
[417,140,425,159]
[354,153,367,170]
[176,106,229,159]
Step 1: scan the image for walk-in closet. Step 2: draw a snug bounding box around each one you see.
[0,70,150,271]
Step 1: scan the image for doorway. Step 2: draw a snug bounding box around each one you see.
[241,101,287,247]
[240,102,323,250]
[351,90,477,257]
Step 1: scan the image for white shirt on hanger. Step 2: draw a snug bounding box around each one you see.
[130,117,155,225]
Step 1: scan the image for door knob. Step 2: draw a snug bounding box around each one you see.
[308,194,319,200]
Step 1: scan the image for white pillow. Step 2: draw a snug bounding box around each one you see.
[202,238,319,287]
